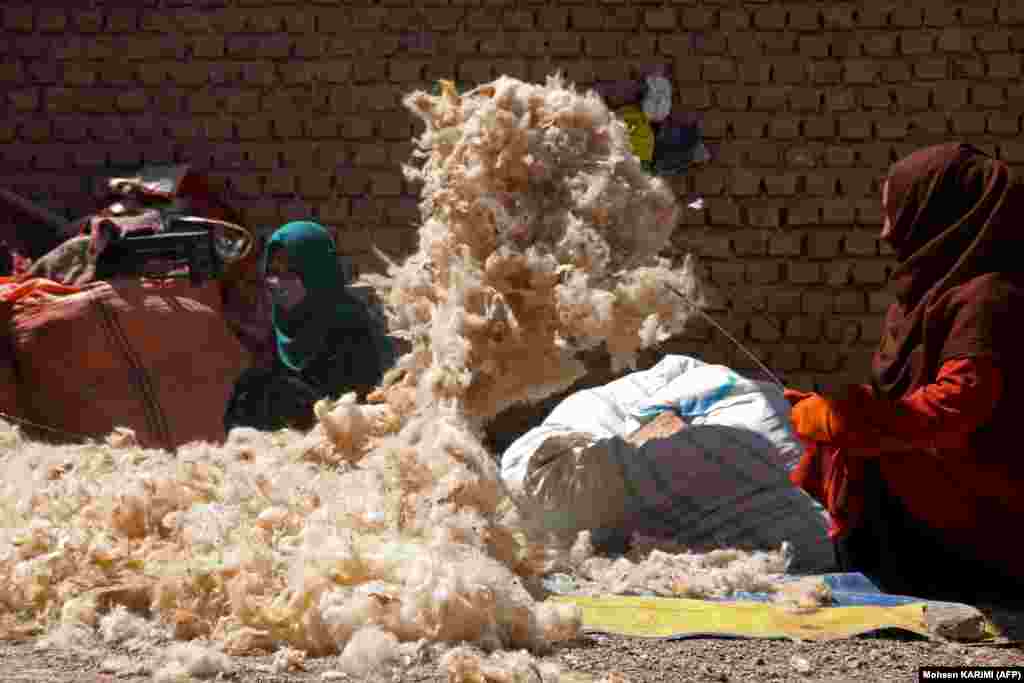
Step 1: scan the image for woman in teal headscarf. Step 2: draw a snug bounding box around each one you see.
[225,221,395,432]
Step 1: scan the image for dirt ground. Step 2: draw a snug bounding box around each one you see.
[3,604,1023,683]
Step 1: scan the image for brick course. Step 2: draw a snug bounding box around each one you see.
[3,0,1021,388]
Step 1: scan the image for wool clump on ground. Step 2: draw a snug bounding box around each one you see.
[0,75,799,679]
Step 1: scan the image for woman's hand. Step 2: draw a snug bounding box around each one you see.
[790,394,846,444]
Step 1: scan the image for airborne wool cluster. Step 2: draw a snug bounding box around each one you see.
[0,76,796,682]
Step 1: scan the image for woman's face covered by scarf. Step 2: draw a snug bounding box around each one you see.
[263,221,345,371]
[872,143,1023,398]
[880,143,1021,307]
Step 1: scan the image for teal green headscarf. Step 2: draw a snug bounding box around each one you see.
[264,221,365,372]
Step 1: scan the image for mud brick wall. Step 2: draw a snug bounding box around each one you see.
[2,1,1023,394]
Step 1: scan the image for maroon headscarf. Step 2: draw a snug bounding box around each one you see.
[872,143,1024,399]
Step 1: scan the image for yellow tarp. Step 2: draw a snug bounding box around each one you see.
[550,595,1000,642]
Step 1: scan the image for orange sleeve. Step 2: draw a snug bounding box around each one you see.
[837,357,1003,452]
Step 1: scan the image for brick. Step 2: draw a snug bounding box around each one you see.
[808,231,841,259]
[733,113,770,138]
[708,199,742,226]
[799,35,831,59]
[870,290,897,314]
[115,91,149,113]
[680,6,715,30]
[835,291,866,313]
[768,231,802,255]
[753,5,787,30]
[809,60,842,84]
[728,33,764,59]
[742,205,781,231]
[747,261,781,284]
[720,8,750,31]
[786,147,819,169]
[763,32,798,55]
[788,261,821,284]
[804,116,836,139]
[645,8,676,30]
[826,262,854,287]
[538,7,569,30]
[21,120,50,143]
[4,6,33,32]
[962,4,996,25]
[8,89,39,112]
[973,83,1006,107]
[702,58,736,82]
[844,59,880,83]
[37,8,67,32]
[370,172,401,196]
[977,29,1012,52]
[748,142,781,166]
[733,229,768,255]
[952,57,985,80]
[765,173,799,195]
[952,111,989,135]
[890,6,923,28]
[875,115,910,139]
[916,58,948,79]
[925,5,958,27]
[804,171,836,197]
[830,34,862,58]
[860,86,891,109]
[909,112,947,136]
[988,54,1022,78]
[389,59,425,82]
[480,33,521,57]
[566,6,601,31]
[805,348,842,372]
[881,60,911,83]
[715,86,749,111]
[786,316,821,341]
[624,35,657,56]
[933,80,970,108]
[901,31,935,55]
[500,8,534,30]
[836,114,869,140]
[860,33,895,58]
[710,262,745,286]
[789,5,822,31]
[1000,1,1024,24]
[852,261,889,284]
[548,33,582,56]
[749,316,783,342]
[839,170,877,198]
[898,86,933,111]
[843,231,878,256]
[823,4,856,29]
[857,5,890,28]
[316,142,349,168]
[823,89,855,111]
[937,28,970,52]
[736,60,772,84]
[989,112,1021,135]
[26,60,58,84]
[819,317,860,344]
[772,57,805,84]
[750,87,787,111]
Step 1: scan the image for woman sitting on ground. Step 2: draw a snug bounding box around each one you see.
[224,221,394,433]
[787,143,1024,600]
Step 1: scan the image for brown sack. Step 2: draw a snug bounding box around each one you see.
[8,278,250,450]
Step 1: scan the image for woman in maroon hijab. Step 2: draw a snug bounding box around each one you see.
[787,143,1024,600]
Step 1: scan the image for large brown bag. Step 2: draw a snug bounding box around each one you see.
[4,277,250,450]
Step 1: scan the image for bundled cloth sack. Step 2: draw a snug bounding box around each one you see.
[501,355,834,573]
[0,276,250,450]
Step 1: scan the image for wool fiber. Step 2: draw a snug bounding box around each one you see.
[0,76,800,679]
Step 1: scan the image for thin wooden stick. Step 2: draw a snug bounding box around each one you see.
[663,283,786,390]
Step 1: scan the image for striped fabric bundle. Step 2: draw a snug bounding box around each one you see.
[502,355,834,573]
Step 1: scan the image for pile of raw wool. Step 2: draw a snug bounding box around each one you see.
[0,76,796,681]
